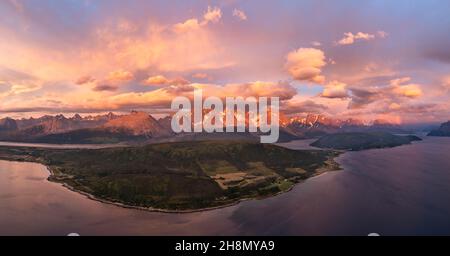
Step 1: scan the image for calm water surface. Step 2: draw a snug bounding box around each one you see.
[1,137,450,235]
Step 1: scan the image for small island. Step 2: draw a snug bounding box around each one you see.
[310,132,422,151]
[0,141,339,212]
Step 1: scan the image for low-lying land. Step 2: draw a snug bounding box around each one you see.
[0,141,339,211]
[310,132,422,151]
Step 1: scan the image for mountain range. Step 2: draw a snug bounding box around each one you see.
[283,114,411,137]
[0,112,421,144]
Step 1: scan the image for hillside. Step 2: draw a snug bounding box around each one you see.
[311,132,422,151]
[428,121,450,137]
[0,141,339,211]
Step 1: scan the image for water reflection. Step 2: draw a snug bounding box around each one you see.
[1,137,450,235]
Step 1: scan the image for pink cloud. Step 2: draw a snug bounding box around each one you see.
[336,31,387,46]
[285,48,326,84]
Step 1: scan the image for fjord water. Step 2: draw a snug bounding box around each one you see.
[1,137,450,235]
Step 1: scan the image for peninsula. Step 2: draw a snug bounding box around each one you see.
[0,141,339,212]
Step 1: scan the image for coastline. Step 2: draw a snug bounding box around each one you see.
[44,156,342,214]
[0,144,342,214]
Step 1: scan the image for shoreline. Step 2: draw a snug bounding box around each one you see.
[44,156,342,214]
[0,145,342,214]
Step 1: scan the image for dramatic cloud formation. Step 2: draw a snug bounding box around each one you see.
[91,81,297,111]
[347,77,423,110]
[285,48,326,84]
[0,1,449,123]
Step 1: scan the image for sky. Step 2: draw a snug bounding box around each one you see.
[0,0,450,124]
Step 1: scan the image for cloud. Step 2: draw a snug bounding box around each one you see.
[347,77,423,109]
[389,77,423,98]
[9,82,41,94]
[321,80,348,98]
[233,9,247,21]
[77,72,131,91]
[49,80,296,114]
[92,84,118,92]
[388,102,401,110]
[389,77,411,87]
[173,6,222,33]
[142,75,190,86]
[282,100,328,115]
[173,18,202,33]
[204,6,222,23]
[337,32,377,45]
[76,75,96,85]
[0,2,447,123]
[285,48,326,84]
[442,76,450,90]
[192,73,208,79]
[0,68,42,98]
[106,70,134,84]
[392,84,422,98]
[377,31,388,38]
[143,75,169,86]
[378,102,438,115]
[0,6,234,85]
[217,81,297,100]
[92,81,297,111]
[348,87,381,109]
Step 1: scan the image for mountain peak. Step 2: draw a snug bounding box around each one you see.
[72,114,82,120]
[0,117,18,132]
[55,114,66,120]
[103,111,171,137]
